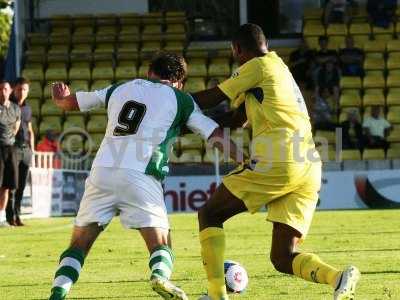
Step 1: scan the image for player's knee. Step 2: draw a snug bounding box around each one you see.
[270,252,292,274]
[198,205,221,229]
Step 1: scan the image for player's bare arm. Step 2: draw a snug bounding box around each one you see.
[51,82,80,111]
[191,87,229,110]
[212,103,247,129]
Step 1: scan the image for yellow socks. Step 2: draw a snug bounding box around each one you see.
[199,227,228,300]
[292,253,341,288]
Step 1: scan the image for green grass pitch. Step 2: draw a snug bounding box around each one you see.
[1,210,400,300]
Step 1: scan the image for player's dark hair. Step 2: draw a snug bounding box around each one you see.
[232,23,267,52]
[13,77,30,86]
[149,52,187,82]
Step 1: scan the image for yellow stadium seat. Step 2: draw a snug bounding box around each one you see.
[303,8,323,20]
[71,44,93,55]
[339,107,361,123]
[363,89,385,107]
[327,35,345,50]
[231,128,251,147]
[141,41,162,53]
[326,23,347,36]
[178,149,202,163]
[87,115,107,133]
[29,98,41,116]
[184,78,206,93]
[341,149,362,160]
[387,52,400,70]
[387,147,400,159]
[363,72,385,89]
[72,14,95,27]
[89,106,107,116]
[69,80,89,93]
[86,133,104,152]
[92,67,114,81]
[349,23,371,35]
[203,147,234,164]
[22,68,44,82]
[386,39,400,52]
[118,42,139,53]
[387,106,400,123]
[208,58,231,77]
[137,61,150,78]
[41,99,64,116]
[47,44,70,55]
[29,81,43,98]
[96,26,118,36]
[180,133,203,150]
[363,149,385,160]
[39,116,62,135]
[363,57,385,71]
[69,66,91,81]
[363,40,386,53]
[74,26,94,36]
[166,24,186,34]
[31,116,38,133]
[115,64,137,80]
[143,24,162,35]
[386,88,400,106]
[372,24,394,39]
[187,58,207,77]
[63,115,86,130]
[304,36,320,49]
[45,66,68,81]
[95,43,115,54]
[120,25,140,35]
[27,32,48,47]
[387,128,400,142]
[339,92,362,107]
[90,80,112,91]
[164,41,185,52]
[352,35,370,47]
[314,130,336,144]
[303,23,325,36]
[340,76,362,89]
[386,70,400,88]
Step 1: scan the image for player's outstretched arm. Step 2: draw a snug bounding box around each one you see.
[51,82,79,111]
[191,87,229,110]
[212,103,247,129]
[208,127,248,164]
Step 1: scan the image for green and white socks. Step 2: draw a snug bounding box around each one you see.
[149,245,174,280]
[49,248,85,300]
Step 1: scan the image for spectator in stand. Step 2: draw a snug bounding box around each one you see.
[363,105,391,149]
[289,38,316,87]
[338,36,365,77]
[315,61,341,104]
[0,80,21,227]
[341,109,364,150]
[6,78,34,226]
[324,0,352,25]
[312,87,337,131]
[315,36,338,67]
[36,129,60,153]
[367,0,396,28]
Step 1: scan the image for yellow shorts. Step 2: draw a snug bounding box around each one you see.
[223,161,322,238]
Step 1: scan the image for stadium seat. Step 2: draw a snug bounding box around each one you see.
[363,56,385,71]
[39,116,62,135]
[69,80,89,93]
[363,72,385,89]
[166,24,186,34]
[180,134,203,151]
[29,81,43,98]
[338,107,361,123]
[363,40,386,53]
[203,148,233,164]
[326,24,347,36]
[22,68,44,82]
[327,35,345,50]
[29,98,41,116]
[351,35,370,47]
[386,147,400,159]
[69,65,91,81]
[386,70,400,88]
[45,65,68,81]
[339,91,362,107]
[386,52,400,70]
[303,8,323,20]
[92,66,114,81]
[71,43,93,55]
[48,44,70,55]
[363,89,385,107]
[314,130,336,144]
[141,41,162,53]
[187,58,207,77]
[96,25,118,37]
[74,26,94,36]
[63,115,86,131]
[26,32,48,47]
[89,105,107,116]
[137,61,150,78]
[90,80,112,91]
[41,99,64,116]
[304,36,319,49]
[363,149,385,160]
[115,63,137,80]
[118,42,139,53]
[341,149,362,160]
[86,133,104,152]
[230,128,251,147]
[164,41,185,52]
[120,25,140,35]
[42,82,52,99]
[208,58,231,77]
[87,115,107,133]
[386,39,400,52]
[142,24,162,36]
[178,149,202,163]
[95,43,115,54]
[303,23,325,36]
[184,78,206,93]
[340,77,362,89]
[349,23,371,36]
[386,88,400,106]
[387,128,400,142]
[119,12,141,25]
[387,106,400,123]
[372,24,394,40]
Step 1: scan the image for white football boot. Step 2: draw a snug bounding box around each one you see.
[150,276,188,300]
[334,265,361,300]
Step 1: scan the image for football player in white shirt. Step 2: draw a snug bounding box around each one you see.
[48,52,245,300]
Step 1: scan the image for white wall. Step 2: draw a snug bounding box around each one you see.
[36,0,148,18]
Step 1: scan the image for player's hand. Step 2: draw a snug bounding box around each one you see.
[51,82,71,101]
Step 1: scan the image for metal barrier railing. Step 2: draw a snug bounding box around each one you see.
[31,151,93,171]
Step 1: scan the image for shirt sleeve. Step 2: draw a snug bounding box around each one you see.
[218,58,262,101]
[383,118,391,128]
[186,99,219,140]
[76,86,110,112]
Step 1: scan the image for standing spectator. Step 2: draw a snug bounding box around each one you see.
[363,105,391,149]
[367,0,396,28]
[312,88,337,131]
[341,109,364,149]
[315,36,338,66]
[0,80,21,227]
[315,61,341,103]
[6,78,34,226]
[324,0,352,25]
[338,36,365,76]
[289,38,316,87]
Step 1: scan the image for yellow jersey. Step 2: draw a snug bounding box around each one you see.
[218,51,317,163]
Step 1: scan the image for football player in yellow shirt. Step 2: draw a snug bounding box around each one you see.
[191,24,360,300]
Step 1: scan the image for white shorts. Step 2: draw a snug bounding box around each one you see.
[75,167,169,230]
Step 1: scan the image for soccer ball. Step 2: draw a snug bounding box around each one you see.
[224,260,248,294]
